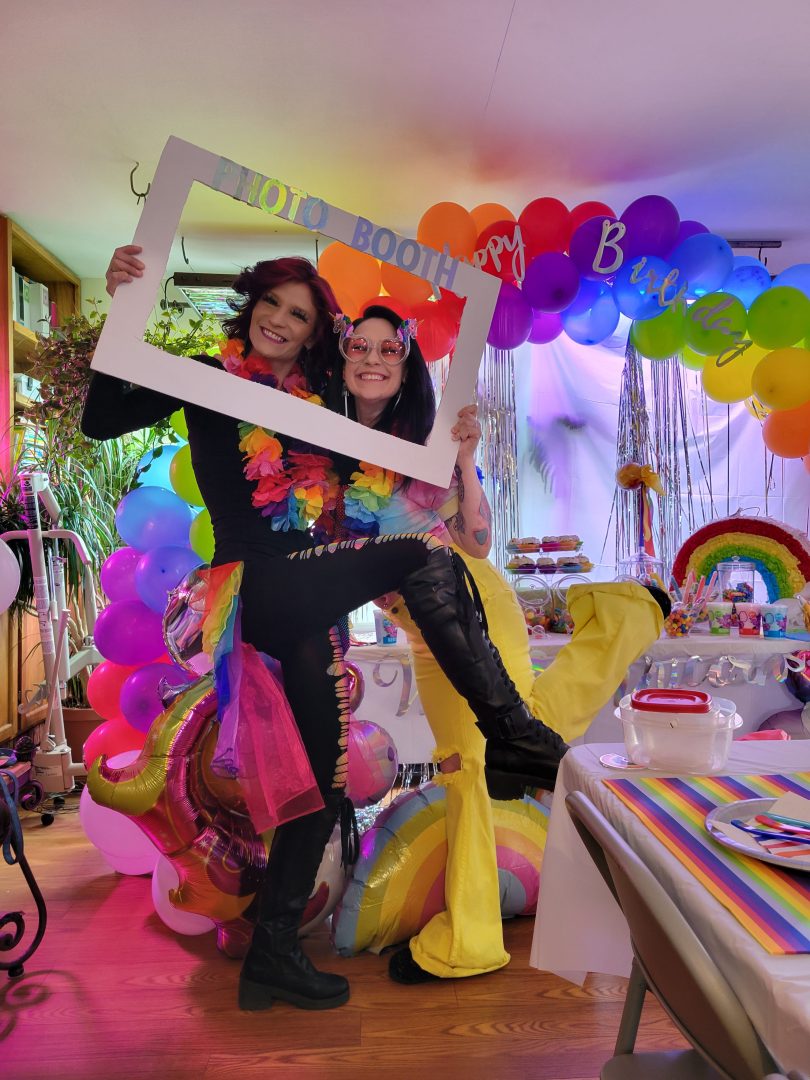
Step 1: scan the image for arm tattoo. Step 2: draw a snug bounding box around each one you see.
[450,509,466,534]
[473,493,491,546]
[454,464,465,506]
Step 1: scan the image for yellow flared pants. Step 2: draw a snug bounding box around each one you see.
[384,554,662,978]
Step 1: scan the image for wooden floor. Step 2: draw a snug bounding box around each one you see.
[1,796,687,1080]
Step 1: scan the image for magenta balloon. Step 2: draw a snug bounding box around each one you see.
[569,216,622,280]
[100,547,142,603]
[527,310,563,344]
[94,600,167,666]
[487,282,533,350]
[619,195,680,259]
[522,252,581,313]
[120,662,181,733]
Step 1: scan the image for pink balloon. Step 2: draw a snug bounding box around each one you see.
[346,718,398,808]
[82,717,146,770]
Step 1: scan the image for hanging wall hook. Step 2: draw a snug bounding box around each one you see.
[129,163,151,205]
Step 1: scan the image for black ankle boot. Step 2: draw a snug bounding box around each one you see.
[239,798,350,1011]
[399,548,568,795]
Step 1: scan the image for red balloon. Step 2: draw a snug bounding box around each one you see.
[82,717,147,771]
[473,220,524,283]
[567,201,616,247]
[436,289,466,322]
[356,295,415,321]
[518,198,570,261]
[412,301,458,362]
[86,661,139,721]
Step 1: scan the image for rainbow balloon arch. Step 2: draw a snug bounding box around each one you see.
[319,193,810,468]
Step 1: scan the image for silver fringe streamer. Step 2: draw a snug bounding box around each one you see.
[613,344,699,578]
[476,346,520,574]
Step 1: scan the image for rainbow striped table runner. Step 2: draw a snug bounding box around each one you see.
[603,772,810,954]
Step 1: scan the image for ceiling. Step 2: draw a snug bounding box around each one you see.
[3,0,810,281]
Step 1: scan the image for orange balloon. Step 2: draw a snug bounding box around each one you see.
[804,455,810,474]
[380,261,433,306]
[762,399,810,458]
[318,243,381,313]
[417,202,477,260]
[470,202,516,235]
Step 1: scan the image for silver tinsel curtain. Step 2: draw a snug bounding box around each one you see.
[477,346,520,574]
[428,348,518,573]
[614,344,699,576]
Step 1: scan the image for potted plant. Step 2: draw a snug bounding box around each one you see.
[6,303,221,747]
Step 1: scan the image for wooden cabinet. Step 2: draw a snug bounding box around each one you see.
[0,215,80,743]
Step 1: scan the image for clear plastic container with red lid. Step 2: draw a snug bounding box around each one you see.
[629,689,712,714]
[616,689,741,772]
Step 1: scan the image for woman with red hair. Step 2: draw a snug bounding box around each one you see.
[83,246,567,1013]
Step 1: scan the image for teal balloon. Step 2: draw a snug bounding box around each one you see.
[136,444,182,491]
[722,256,771,309]
[773,263,810,300]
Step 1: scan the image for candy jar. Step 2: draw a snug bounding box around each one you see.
[717,558,756,626]
[617,548,665,588]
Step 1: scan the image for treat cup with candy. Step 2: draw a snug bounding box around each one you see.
[761,603,788,638]
[707,601,734,635]
[736,602,761,637]
[663,603,696,638]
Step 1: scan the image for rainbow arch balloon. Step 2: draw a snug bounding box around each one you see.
[672,516,810,601]
[331,781,549,957]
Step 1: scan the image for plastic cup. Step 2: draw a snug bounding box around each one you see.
[761,603,788,638]
[736,601,761,637]
[706,601,734,635]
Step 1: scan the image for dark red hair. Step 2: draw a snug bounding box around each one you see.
[221,257,340,392]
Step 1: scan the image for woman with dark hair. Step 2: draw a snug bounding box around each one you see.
[327,304,666,985]
[84,247,568,1013]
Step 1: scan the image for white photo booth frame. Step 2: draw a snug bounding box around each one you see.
[91,136,500,486]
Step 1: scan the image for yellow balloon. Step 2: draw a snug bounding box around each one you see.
[169,444,204,507]
[750,346,810,411]
[680,345,710,371]
[170,409,188,439]
[701,342,768,403]
[189,509,214,563]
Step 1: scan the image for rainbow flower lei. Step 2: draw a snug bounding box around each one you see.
[342,462,398,537]
[219,339,339,532]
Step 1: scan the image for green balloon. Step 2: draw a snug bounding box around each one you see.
[680,345,710,370]
[748,286,810,349]
[682,293,746,356]
[631,306,685,360]
[169,409,188,439]
[189,508,214,563]
[170,444,204,506]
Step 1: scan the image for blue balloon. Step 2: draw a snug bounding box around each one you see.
[136,444,182,491]
[135,545,204,614]
[116,487,194,552]
[669,233,734,298]
[773,263,810,300]
[612,255,672,320]
[561,281,620,346]
[722,255,771,309]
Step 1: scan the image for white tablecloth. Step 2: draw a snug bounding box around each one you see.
[530,742,810,1072]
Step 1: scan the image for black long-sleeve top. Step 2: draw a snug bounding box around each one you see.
[81,359,315,564]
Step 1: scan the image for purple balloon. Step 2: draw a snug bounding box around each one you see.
[620,195,680,260]
[115,487,194,552]
[100,547,142,603]
[94,599,167,666]
[522,252,581,313]
[528,310,563,344]
[120,662,184,733]
[671,219,709,252]
[135,545,204,614]
[487,282,533,350]
[569,216,623,280]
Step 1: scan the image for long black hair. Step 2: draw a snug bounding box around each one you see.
[220,257,340,394]
[326,304,437,446]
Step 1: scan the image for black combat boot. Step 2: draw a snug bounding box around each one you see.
[399,548,569,798]
[239,797,349,1011]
